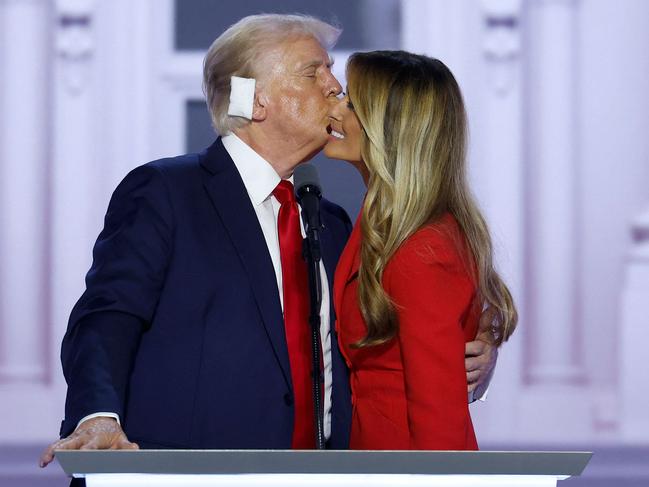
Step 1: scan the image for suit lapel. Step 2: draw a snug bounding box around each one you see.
[199,139,291,389]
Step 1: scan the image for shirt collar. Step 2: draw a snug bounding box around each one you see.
[221,133,282,206]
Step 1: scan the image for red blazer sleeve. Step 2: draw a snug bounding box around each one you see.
[385,227,477,449]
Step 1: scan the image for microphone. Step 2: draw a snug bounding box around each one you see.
[294,162,326,449]
[294,163,323,240]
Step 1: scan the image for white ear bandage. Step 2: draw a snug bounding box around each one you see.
[227,76,256,120]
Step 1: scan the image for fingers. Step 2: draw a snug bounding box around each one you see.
[465,339,487,358]
[82,433,138,451]
[467,370,480,384]
[468,369,492,396]
[39,435,86,468]
[112,438,139,450]
[79,436,105,450]
[466,309,500,393]
[467,370,480,392]
[466,342,494,396]
[38,418,137,468]
[122,441,139,450]
[466,353,484,372]
[39,443,57,468]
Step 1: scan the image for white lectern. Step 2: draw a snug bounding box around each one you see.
[57,449,592,487]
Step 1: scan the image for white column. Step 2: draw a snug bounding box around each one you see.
[50,0,98,393]
[472,0,525,440]
[0,0,51,383]
[525,0,584,384]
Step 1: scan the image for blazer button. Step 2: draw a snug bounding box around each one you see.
[284,393,294,406]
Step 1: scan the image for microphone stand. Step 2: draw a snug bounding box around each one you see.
[302,229,325,450]
[295,164,326,450]
[301,208,325,450]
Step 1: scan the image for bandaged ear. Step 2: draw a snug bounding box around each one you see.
[227,76,256,120]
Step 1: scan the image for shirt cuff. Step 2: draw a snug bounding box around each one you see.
[76,412,121,431]
[477,387,489,401]
[468,386,490,404]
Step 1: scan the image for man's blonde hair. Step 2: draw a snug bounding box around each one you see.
[203,14,341,135]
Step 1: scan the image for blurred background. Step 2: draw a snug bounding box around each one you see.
[1,0,648,485]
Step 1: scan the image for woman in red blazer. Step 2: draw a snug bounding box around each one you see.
[324,51,518,450]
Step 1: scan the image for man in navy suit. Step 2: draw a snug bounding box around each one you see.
[40,14,497,467]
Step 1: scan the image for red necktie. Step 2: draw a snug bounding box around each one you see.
[273,180,315,449]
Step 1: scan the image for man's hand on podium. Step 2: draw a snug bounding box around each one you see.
[465,306,498,398]
[39,416,139,468]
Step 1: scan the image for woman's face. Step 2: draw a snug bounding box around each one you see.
[323,93,363,164]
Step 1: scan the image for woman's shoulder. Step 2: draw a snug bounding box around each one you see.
[382,213,476,289]
[391,213,468,267]
[383,211,476,298]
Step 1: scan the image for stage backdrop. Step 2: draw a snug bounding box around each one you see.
[1,1,648,486]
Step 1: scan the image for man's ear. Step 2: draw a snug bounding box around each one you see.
[252,90,267,122]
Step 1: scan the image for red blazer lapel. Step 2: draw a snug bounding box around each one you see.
[333,214,362,327]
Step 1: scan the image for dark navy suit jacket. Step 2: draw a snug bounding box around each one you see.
[60,138,353,449]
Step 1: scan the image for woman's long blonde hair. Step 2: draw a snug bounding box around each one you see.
[347,51,517,347]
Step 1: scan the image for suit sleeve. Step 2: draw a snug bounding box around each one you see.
[385,233,475,449]
[60,164,174,437]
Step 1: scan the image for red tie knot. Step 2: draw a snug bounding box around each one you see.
[273,180,296,206]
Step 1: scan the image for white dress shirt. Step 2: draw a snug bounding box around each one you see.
[222,134,333,440]
[79,134,334,440]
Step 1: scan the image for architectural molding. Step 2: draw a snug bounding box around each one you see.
[524,0,586,386]
[480,0,523,95]
[629,208,649,260]
[55,0,96,95]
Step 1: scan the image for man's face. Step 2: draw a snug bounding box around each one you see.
[261,37,343,162]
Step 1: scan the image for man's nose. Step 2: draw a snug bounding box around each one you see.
[325,74,343,97]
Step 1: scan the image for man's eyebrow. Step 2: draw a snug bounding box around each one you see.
[299,60,324,70]
[299,56,335,71]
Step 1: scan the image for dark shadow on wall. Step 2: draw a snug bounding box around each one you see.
[174,0,401,52]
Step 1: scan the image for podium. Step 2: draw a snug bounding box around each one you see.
[57,450,591,486]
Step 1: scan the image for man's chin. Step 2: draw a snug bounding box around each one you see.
[301,149,323,164]
[300,138,328,163]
